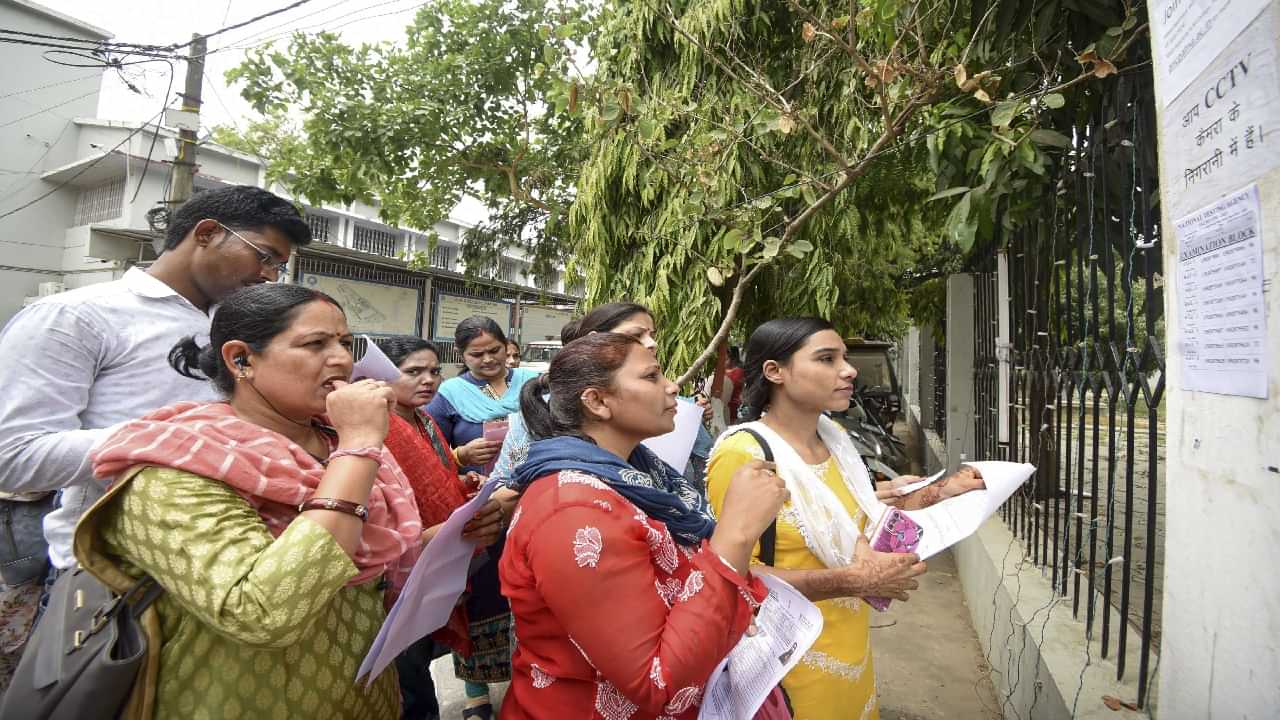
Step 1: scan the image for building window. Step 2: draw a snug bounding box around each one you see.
[499,258,526,285]
[73,177,125,225]
[535,270,560,292]
[306,213,333,242]
[352,225,398,257]
[429,243,457,271]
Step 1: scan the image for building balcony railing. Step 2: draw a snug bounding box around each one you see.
[352,225,398,257]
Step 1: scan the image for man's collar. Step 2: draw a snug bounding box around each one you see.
[123,267,182,299]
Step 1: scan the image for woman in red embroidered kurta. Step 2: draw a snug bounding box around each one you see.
[499,332,789,719]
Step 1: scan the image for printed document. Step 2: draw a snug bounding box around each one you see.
[357,479,501,683]
[700,574,823,719]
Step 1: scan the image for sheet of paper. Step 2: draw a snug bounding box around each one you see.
[357,479,501,684]
[351,335,402,383]
[1174,184,1269,398]
[700,574,823,720]
[641,398,702,471]
[883,461,1036,561]
[892,469,946,496]
[1159,4,1280,217]
[1151,0,1269,107]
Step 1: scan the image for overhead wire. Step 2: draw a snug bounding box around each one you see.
[0,89,99,129]
[130,61,176,204]
[212,0,362,48]
[0,73,100,101]
[217,0,425,52]
[164,0,317,51]
[0,107,166,222]
[0,121,72,201]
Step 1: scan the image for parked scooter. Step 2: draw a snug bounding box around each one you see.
[831,393,905,485]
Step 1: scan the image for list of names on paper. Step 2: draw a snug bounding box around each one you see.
[1174,184,1268,398]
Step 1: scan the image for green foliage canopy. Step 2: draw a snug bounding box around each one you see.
[226,0,592,284]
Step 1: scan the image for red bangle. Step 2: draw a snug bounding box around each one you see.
[299,497,369,521]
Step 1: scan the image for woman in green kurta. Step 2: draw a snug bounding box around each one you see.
[80,284,424,720]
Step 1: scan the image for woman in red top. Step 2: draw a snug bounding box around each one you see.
[500,332,789,719]
[378,336,505,720]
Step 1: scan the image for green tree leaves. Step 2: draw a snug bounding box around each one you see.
[225,0,593,282]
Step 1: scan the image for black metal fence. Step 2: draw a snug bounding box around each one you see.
[295,250,580,367]
[971,67,1165,706]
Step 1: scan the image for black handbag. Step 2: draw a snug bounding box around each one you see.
[1,468,163,720]
[0,567,161,720]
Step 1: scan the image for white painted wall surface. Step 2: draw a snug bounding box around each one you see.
[1153,7,1280,719]
[0,2,106,322]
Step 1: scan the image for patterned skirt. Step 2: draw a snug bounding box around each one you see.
[452,547,512,684]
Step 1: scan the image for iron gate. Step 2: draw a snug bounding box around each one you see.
[971,67,1165,707]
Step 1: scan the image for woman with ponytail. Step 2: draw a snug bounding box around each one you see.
[78,283,421,719]
[489,302,715,489]
[497,333,788,718]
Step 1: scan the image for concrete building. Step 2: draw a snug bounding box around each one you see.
[0,115,580,352]
[0,1,578,355]
[0,0,113,317]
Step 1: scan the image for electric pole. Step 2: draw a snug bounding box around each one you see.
[167,34,205,207]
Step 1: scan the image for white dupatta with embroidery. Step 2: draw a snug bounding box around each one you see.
[713,415,887,569]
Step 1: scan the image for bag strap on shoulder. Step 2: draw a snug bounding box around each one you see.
[731,428,777,566]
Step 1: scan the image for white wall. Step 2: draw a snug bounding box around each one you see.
[1153,7,1280,719]
[0,2,106,322]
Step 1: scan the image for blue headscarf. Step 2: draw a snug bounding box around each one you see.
[508,435,716,546]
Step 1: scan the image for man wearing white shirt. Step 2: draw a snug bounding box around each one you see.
[0,185,311,672]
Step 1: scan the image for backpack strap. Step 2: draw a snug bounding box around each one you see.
[731,428,778,567]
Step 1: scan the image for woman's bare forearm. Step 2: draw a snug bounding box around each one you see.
[751,565,854,601]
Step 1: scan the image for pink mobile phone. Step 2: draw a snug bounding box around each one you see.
[865,508,924,612]
[480,420,510,474]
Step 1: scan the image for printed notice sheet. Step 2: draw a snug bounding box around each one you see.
[701,574,823,720]
[1174,185,1269,398]
[1152,0,1269,107]
[1160,4,1280,217]
[358,479,501,683]
[891,462,1036,561]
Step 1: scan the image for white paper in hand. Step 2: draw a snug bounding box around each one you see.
[891,469,946,496]
[700,574,823,720]
[356,479,501,684]
[351,335,401,383]
[641,398,703,471]
[896,461,1035,560]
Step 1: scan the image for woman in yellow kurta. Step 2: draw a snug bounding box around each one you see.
[708,318,965,720]
[709,432,879,719]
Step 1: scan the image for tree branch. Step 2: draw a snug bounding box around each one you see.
[657,2,851,172]
[675,260,766,386]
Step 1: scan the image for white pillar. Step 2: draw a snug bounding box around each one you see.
[945,273,975,471]
[1152,4,1280,717]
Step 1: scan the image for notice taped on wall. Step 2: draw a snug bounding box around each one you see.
[1174,184,1269,398]
[1160,4,1280,217]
